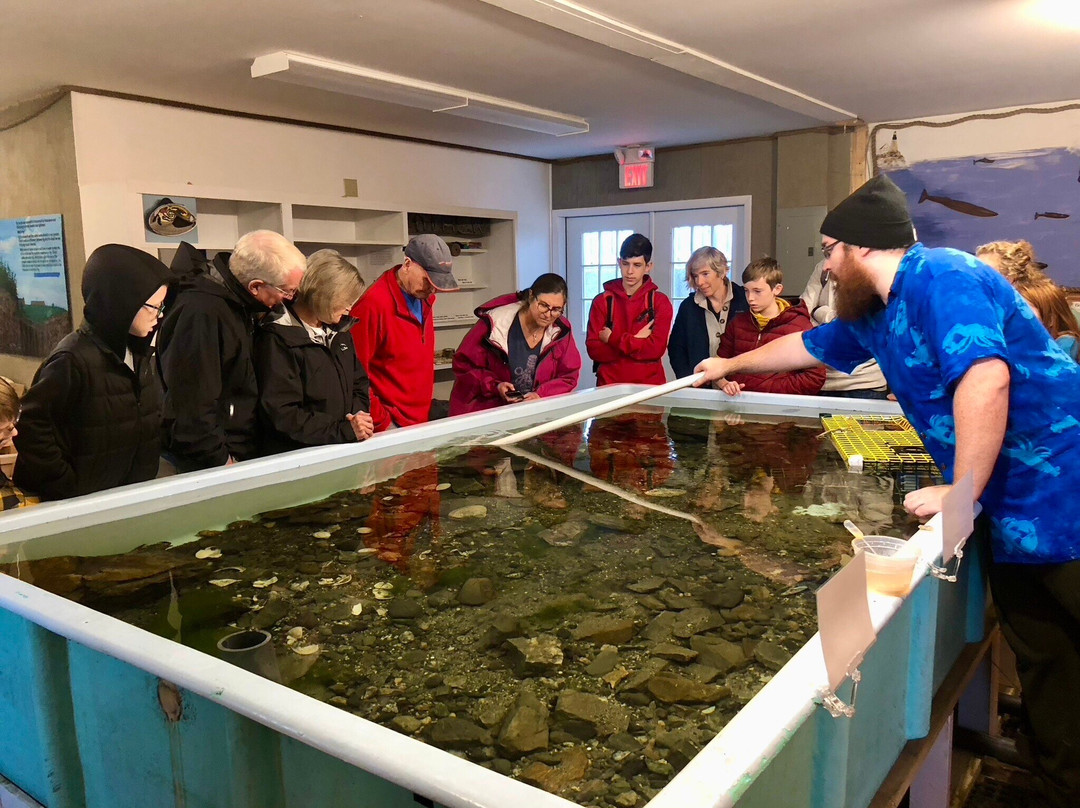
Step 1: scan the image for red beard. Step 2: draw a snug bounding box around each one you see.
[833,249,883,321]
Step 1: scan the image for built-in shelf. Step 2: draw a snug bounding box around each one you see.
[291,205,406,245]
[457,248,487,255]
[294,239,403,248]
[455,280,487,290]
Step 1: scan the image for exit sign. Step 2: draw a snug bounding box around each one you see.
[620,162,654,189]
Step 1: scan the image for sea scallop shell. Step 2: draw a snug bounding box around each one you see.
[208,578,240,588]
[319,574,352,587]
[293,644,320,656]
[196,547,222,559]
[252,576,278,588]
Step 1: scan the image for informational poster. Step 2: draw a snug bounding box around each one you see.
[0,214,72,357]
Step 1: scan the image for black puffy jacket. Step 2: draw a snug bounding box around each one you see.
[254,306,371,456]
[14,245,169,500]
[158,254,270,470]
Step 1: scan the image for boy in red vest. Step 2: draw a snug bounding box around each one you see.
[714,257,825,396]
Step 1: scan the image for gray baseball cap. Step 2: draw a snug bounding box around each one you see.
[404,234,458,291]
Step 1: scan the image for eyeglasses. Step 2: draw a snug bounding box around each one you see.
[141,301,166,317]
[263,282,298,300]
[534,300,564,316]
[822,240,843,260]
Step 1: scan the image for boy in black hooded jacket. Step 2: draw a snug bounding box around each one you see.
[14,244,170,500]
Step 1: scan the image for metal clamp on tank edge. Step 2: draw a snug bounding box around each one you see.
[820,668,861,719]
[924,544,965,584]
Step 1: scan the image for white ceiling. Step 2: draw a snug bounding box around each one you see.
[3,0,1079,160]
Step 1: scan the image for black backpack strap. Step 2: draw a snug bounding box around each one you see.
[593,292,615,377]
[647,289,655,321]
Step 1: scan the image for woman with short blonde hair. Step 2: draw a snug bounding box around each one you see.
[254,250,373,454]
[668,246,748,378]
[299,249,367,324]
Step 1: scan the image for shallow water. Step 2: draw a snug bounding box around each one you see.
[15,409,932,807]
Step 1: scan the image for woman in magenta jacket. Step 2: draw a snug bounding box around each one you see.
[449,274,581,416]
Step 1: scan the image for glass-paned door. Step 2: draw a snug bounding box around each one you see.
[652,207,746,305]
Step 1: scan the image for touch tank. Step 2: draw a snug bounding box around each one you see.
[0,387,984,808]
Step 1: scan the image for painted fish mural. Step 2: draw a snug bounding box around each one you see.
[918,189,998,218]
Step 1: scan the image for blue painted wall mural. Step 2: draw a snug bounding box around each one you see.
[886,147,1080,286]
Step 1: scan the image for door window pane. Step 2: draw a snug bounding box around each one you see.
[714,225,734,265]
[583,266,599,299]
[600,231,618,265]
[582,232,599,266]
[671,223,737,301]
[581,228,638,312]
[672,226,692,265]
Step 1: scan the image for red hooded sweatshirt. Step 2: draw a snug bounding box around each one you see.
[717,300,825,395]
[448,293,581,416]
[585,276,673,386]
[349,267,434,431]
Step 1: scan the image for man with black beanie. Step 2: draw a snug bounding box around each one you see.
[14,244,170,500]
[696,174,1080,807]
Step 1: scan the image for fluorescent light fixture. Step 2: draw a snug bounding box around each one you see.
[251,51,589,136]
[474,0,855,122]
[440,97,589,136]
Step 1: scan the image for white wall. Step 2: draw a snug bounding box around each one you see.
[869,99,1080,165]
[69,92,551,287]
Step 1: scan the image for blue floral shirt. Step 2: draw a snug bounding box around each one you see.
[804,243,1080,564]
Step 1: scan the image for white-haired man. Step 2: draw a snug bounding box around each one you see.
[159,230,305,471]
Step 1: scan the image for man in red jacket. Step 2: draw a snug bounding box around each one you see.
[350,235,458,431]
[585,234,673,385]
[715,257,825,396]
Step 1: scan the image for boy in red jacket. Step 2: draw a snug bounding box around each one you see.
[715,258,825,396]
[585,234,673,385]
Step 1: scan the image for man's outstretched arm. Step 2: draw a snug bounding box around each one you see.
[694,332,823,386]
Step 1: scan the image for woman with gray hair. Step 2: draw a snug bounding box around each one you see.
[668,246,748,378]
[254,249,374,455]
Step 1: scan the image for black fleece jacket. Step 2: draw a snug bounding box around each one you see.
[14,244,169,500]
[253,306,370,456]
[157,253,271,471]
